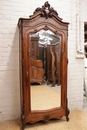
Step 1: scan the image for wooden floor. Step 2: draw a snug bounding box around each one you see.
[0,110,87,130]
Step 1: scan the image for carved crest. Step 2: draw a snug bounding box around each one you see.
[33,1,58,19]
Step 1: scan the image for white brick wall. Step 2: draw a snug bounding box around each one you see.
[0,0,85,121]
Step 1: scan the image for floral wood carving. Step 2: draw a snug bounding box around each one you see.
[33,1,58,19]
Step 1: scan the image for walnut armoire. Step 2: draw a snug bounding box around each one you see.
[18,1,69,129]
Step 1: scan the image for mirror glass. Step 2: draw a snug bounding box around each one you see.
[30,30,61,110]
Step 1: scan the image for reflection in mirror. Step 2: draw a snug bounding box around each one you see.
[30,30,61,110]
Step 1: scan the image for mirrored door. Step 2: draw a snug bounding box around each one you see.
[29,30,61,110]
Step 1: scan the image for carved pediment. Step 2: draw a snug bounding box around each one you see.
[32,1,59,19]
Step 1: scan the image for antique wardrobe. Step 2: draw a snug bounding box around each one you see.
[18,1,69,129]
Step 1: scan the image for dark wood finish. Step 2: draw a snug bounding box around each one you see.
[18,1,69,129]
[30,57,43,68]
[30,36,39,59]
[46,43,61,86]
[30,57,45,84]
[55,51,61,85]
[50,47,56,86]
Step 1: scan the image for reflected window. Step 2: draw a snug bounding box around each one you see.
[30,30,61,45]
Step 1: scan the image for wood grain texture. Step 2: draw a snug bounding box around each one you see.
[18,1,69,128]
[0,110,87,130]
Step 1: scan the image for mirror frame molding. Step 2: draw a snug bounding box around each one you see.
[18,1,70,129]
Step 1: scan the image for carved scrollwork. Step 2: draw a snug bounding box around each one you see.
[54,30,58,35]
[33,1,58,19]
[43,115,50,122]
[34,29,38,33]
[43,25,48,30]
